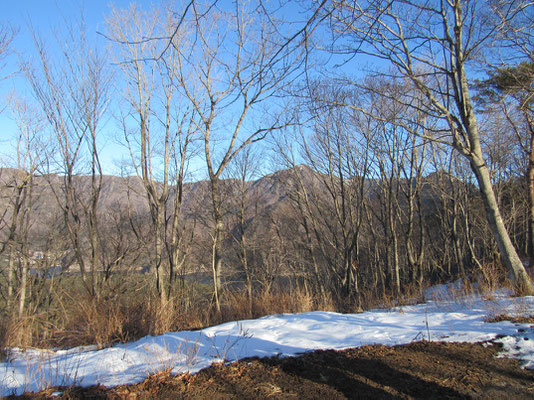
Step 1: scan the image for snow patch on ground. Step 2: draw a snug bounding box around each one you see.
[1,293,533,396]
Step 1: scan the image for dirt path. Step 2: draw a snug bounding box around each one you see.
[13,341,534,399]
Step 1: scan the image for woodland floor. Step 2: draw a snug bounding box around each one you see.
[10,340,534,399]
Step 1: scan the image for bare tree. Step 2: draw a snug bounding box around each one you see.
[0,97,44,317]
[476,62,534,267]
[171,0,326,312]
[25,16,111,298]
[329,0,533,293]
[226,147,264,316]
[0,22,16,89]
[0,22,17,309]
[106,5,197,308]
[293,83,373,302]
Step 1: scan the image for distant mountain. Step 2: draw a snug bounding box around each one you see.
[0,165,464,271]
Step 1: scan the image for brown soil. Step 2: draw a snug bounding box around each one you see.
[12,341,534,399]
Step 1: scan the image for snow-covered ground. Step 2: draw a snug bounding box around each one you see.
[1,291,533,396]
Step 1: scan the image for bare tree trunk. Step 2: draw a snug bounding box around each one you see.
[470,155,532,293]
[7,246,15,311]
[154,210,167,301]
[330,0,533,294]
[528,132,534,268]
[210,178,224,314]
[18,257,28,318]
[229,151,259,317]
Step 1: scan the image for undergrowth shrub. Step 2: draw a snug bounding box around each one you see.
[477,261,510,295]
[61,296,130,348]
[0,265,522,352]
[0,318,7,361]
[484,296,534,323]
[1,314,55,350]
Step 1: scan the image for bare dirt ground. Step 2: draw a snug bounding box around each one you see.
[11,340,534,399]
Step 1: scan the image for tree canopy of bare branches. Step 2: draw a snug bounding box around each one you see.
[329,0,533,294]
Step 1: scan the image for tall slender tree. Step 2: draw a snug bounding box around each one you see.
[106,5,197,311]
[26,16,111,298]
[329,0,533,293]
[476,62,534,266]
[171,0,326,312]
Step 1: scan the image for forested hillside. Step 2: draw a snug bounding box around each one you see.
[0,0,533,349]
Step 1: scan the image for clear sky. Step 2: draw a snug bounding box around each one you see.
[0,1,357,177]
[1,0,143,54]
[0,0,316,178]
[3,0,124,27]
[0,1,156,175]
[1,0,300,178]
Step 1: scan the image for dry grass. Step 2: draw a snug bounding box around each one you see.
[354,284,427,312]
[477,261,511,296]
[485,314,534,323]
[0,314,58,351]
[203,287,337,330]
[0,319,8,362]
[63,297,129,348]
[1,264,523,353]
[1,284,338,352]
[484,296,534,323]
[251,287,335,316]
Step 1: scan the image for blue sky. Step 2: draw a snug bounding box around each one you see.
[0,1,305,178]
[0,0,320,178]
[0,1,364,177]
[2,1,142,46]
[0,1,154,175]
[3,0,117,26]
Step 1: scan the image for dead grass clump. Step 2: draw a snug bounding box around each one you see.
[484,297,534,324]
[46,291,182,348]
[254,289,314,315]
[354,284,426,312]
[1,317,30,350]
[477,261,510,296]
[1,314,56,350]
[1,288,210,350]
[252,287,335,317]
[140,296,178,336]
[422,277,477,304]
[484,314,534,323]
[0,318,8,361]
[218,290,253,322]
[124,292,212,336]
[51,296,130,349]
[208,287,337,329]
[317,292,337,312]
